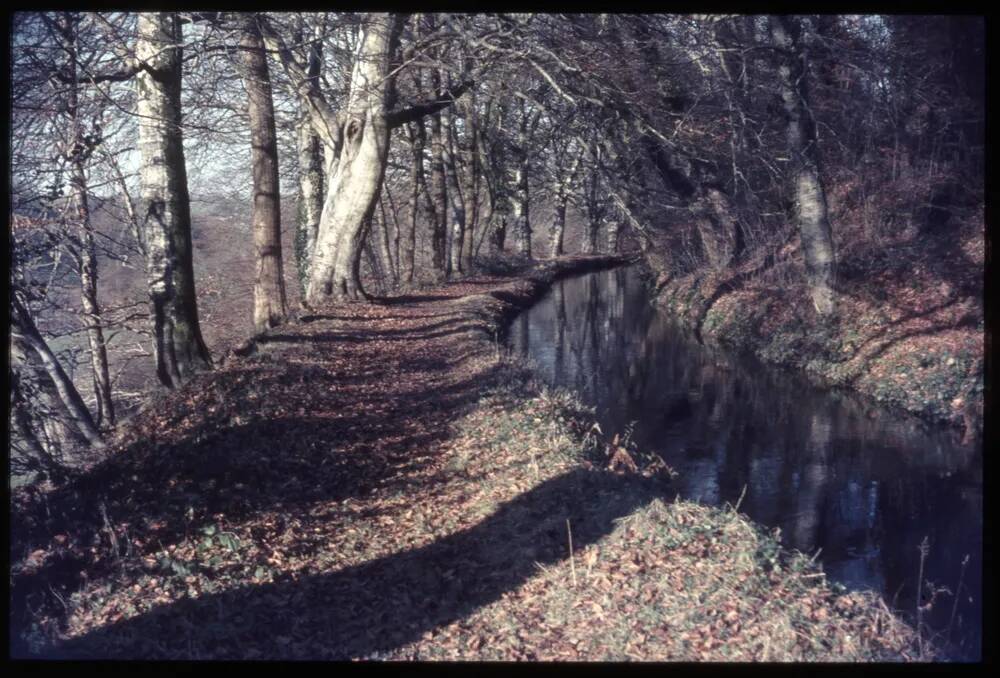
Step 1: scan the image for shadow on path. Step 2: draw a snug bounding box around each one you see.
[46,469,660,660]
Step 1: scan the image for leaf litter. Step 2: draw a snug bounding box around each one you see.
[10,256,924,660]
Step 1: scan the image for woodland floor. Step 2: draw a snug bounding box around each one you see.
[11,255,924,661]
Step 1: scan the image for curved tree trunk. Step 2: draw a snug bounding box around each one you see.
[241,16,288,333]
[262,12,472,301]
[770,15,837,317]
[135,12,212,387]
[10,365,59,474]
[11,296,104,450]
[305,14,403,303]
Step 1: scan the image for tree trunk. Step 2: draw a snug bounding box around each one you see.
[72,163,115,427]
[548,149,582,258]
[296,113,325,293]
[490,215,508,253]
[549,197,568,257]
[606,221,622,253]
[382,188,402,287]
[291,16,324,295]
[442,97,466,275]
[582,168,601,255]
[61,13,115,427]
[460,94,479,269]
[511,162,531,258]
[375,195,397,286]
[241,16,288,333]
[770,15,837,316]
[11,295,104,450]
[9,366,59,474]
[135,12,212,387]
[582,220,599,255]
[305,13,403,303]
[404,120,429,284]
[427,86,448,278]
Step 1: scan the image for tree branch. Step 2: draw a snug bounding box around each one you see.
[385,78,474,129]
[257,14,341,150]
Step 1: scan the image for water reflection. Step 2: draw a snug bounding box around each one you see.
[506,266,982,660]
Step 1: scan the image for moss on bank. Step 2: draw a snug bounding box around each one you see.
[10,255,924,661]
[652,226,983,436]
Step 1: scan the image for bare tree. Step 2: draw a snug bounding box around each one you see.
[10,240,105,455]
[135,11,212,386]
[239,14,288,332]
[262,12,480,302]
[769,15,837,316]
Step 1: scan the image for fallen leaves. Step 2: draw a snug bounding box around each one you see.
[10,257,923,661]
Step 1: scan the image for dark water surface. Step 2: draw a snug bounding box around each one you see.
[506,266,982,661]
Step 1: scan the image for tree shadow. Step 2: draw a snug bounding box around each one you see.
[257,320,486,346]
[9,334,516,638]
[38,468,661,659]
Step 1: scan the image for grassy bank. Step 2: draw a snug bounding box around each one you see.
[10,256,923,661]
[651,216,983,437]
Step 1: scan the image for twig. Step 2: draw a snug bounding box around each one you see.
[566,518,577,589]
[99,500,121,565]
[946,554,970,642]
[916,536,929,659]
[733,483,748,513]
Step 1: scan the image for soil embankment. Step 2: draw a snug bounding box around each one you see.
[11,255,922,660]
[650,221,983,438]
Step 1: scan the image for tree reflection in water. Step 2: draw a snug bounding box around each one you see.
[506,266,982,660]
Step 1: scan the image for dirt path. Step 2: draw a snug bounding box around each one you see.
[12,256,639,658]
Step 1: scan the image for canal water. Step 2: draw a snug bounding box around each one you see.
[505,266,982,661]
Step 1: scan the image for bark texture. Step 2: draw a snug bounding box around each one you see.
[304,14,402,302]
[291,15,325,294]
[241,16,288,332]
[135,12,212,387]
[606,221,622,254]
[296,114,325,290]
[770,15,837,316]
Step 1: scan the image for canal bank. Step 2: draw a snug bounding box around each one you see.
[648,240,984,438]
[12,256,925,660]
[508,266,980,660]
